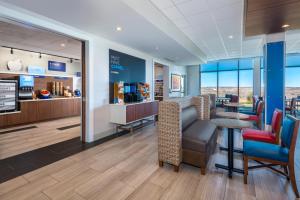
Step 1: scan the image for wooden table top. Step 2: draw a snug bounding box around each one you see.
[223,103,245,108]
[216,112,249,120]
[211,118,253,129]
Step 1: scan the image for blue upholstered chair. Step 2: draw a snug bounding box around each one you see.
[243,115,300,198]
[239,98,260,115]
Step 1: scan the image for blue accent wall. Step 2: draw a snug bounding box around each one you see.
[109,49,146,103]
[264,41,285,124]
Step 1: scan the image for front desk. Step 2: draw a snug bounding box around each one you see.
[0,97,81,128]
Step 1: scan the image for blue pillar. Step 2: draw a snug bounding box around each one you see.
[264,40,285,124]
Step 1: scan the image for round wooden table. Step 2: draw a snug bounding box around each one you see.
[216,112,249,120]
[211,118,253,178]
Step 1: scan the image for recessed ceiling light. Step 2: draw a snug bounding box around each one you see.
[155,46,159,50]
[116,26,122,32]
[60,43,66,47]
[282,24,290,28]
[228,35,234,39]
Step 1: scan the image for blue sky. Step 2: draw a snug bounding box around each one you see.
[286,68,300,87]
[202,55,300,88]
[201,70,253,87]
[202,69,300,88]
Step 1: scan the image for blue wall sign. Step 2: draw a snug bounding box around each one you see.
[109,49,146,103]
[48,61,66,72]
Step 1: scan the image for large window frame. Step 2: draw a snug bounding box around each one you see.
[285,53,300,99]
[200,58,254,102]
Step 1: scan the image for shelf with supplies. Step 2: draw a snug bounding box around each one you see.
[154,79,163,101]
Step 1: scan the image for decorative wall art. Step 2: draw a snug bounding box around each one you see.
[171,73,181,92]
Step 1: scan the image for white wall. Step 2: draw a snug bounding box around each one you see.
[253,57,261,96]
[187,65,200,96]
[90,37,155,140]
[0,47,81,76]
[168,65,187,98]
[0,3,188,142]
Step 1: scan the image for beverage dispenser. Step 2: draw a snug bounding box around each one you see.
[19,75,34,100]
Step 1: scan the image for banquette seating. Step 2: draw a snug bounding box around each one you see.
[158,95,217,175]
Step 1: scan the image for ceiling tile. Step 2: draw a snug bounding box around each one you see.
[212,2,243,21]
[150,0,174,9]
[176,0,207,16]
[207,0,241,9]
[162,6,184,20]
[173,18,190,28]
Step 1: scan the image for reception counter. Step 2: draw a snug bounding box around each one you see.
[0,97,81,128]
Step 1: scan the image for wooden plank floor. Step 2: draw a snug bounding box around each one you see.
[0,116,80,159]
[0,125,299,200]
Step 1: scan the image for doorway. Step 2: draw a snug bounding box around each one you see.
[154,62,168,101]
[0,18,86,159]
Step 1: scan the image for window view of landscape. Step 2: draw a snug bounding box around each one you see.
[201,55,300,106]
[201,58,254,106]
[286,69,300,99]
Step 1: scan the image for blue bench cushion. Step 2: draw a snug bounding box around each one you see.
[243,140,289,162]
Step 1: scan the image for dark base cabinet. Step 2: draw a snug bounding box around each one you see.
[0,98,81,128]
[110,101,158,125]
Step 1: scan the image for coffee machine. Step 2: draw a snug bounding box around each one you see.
[18,75,34,100]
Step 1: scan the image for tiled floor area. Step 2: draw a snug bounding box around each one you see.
[0,124,299,200]
[0,116,81,159]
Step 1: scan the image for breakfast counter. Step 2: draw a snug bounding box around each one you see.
[18,96,81,102]
[0,97,81,128]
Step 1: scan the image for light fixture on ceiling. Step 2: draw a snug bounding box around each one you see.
[155,46,159,50]
[10,48,13,54]
[116,26,122,32]
[39,52,42,59]
[60,43,66,47]
[228,35,234,39]
[282,24,290,28]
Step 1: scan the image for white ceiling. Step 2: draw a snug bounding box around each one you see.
[0,0,299,64]
[0,0,204,65]
[150,0,263,60]
[0,19,82,59]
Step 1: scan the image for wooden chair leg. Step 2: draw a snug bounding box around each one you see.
[174,165,179,172]
[288,163,300,198]
[159,160,163,167]
[244,156,248,184]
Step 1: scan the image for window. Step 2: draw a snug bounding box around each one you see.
[285,67,300,99]
[200,58,254,102]
[285,54,300,99]
[218,71,238,97]
[239,70,253,105]
[201,72,217,96]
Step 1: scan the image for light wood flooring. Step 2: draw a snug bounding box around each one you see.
[0,116,81,159]
[0,124,299,200]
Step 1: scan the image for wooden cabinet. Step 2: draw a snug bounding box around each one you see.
[111,101,158,125]
[0,98,81,128]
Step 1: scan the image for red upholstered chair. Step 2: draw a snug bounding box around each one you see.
[244,101,264,129]
[242,109,283,144]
